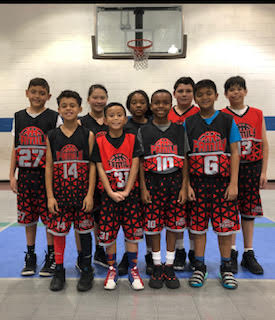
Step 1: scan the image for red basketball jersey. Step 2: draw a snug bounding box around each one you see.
[168,105,200,125]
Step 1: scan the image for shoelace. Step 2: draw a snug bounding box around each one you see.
[131,267,141,280]
[107,267,117,280]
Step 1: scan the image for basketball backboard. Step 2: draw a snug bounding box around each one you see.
[92,5,187,59]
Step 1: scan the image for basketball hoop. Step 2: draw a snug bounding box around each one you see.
[127,39,153,70]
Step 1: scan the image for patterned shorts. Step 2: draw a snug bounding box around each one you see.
[238,160,263,218]
[189,176,240,235]
[17,168,48,226]
[47,206,94,236]
[98,186,143,246]
[143,170,187,234]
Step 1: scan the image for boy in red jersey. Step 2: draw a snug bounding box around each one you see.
[222,76,269,275]
[91,102,144,291]
[46,90,95,292]
[168,77,200,271]
[139,89,188,290]
[186,80,241,289]
[9,78,61,277]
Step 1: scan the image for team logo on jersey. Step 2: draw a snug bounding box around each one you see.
[56,144,83,161]
[238,123,255,139]
[193,131,226,153]
[19,126,46,146]
[150,138,178,154]
[108,153,130,169]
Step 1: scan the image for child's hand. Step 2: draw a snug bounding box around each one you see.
[177,187,187,204]
[10,177,17,194]
[109,191,125,203]
[117,190,129,199]
[82,195,94,213]
[224,183,238,201]
[188,185,196,201]
[260,173,267,189]
[141,188,152,204]
[48,197,59,214]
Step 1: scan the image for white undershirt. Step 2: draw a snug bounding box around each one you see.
[228,105,248,116]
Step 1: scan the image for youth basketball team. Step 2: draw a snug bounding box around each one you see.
[9,75,269,292]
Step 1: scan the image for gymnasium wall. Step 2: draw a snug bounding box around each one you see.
[0,3,274,180]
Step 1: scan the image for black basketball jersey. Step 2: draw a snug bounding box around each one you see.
[139,122,186,173]
[48,125,90,208]
[14,108,58,168]
[124,116,152,134]
[185,112,232,177]
[80,113,108,138]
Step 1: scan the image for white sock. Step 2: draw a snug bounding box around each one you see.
[152,251,161,265]
[231,245,237,251]
[244,248,253,252]
[189,240,195,251]
[176,239,184,250]
[165,251,175,265]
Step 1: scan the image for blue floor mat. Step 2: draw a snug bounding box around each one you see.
[0,217,274,279]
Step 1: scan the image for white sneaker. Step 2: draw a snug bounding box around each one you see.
[104,266,118,290]
[128,266,144,290]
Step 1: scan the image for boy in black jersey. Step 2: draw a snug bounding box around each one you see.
[139,89,188,290]
[91,102,144,291]
[46,90,95,292]
[185,80,241,289]
[9,78,60,277]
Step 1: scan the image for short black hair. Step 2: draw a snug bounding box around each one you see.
[126,90,152,117]
[104,102,126,117]
[88,84,108,98]
[57,90,82,107]
[151,89,173,103]
[194,79,217,96]
[224,76,246,93]
[28,78,50,93]
[173,77,195,92]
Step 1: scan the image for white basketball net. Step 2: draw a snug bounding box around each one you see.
[130,48,151,70]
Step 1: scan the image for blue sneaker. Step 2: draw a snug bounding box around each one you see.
[220,261,238,289]
[104,266,118,290]
[128,266,144,290]
[189,260,208,288]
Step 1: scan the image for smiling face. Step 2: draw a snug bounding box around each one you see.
[88,88,108,114]
[104,105,127,131]
[195,87,218,113]
[58,97,82,121]
[225,84,247,108]
[173,83,194,108]
[150,92,172,121]
[25,85,51,111]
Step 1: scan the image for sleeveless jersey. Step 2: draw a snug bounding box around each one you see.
[168,105,200,125]
[185,112,232,177]
[222,106,263,163]
[14,109,58,169]
[96,132,137,191]
[139,123,185,173]
[80,113,108,139]
[48,125,90,208]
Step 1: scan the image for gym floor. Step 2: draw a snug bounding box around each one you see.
[0,182,275,320]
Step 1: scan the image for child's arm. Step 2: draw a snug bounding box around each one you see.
[118,157,139,198]
[9,144,17,193]
[96,162,125,203]
[139,158,152,204]
[178,156,188,204]
[82,132,96,212]
[45,138,59,214]
[224,141,240,201]
[260,118,269,188]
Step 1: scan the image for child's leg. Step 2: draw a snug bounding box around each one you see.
[218,234,232,260]
[144,234,154,275]
[106,242,117,266]
[104,242,118,290]
[21,224,38,276]
[25,224,37,247]
[171,231,187,271]
[241,218,254,249]
[125,241,144,290]
[50,235,66,291]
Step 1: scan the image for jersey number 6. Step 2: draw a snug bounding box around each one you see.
[204,155,218,175]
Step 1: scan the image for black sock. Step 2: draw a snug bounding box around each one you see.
[48,245,54,255]
[56,263,64,271]
[79,233,92,269]
[27,245,35,255]
[96,244,102,251]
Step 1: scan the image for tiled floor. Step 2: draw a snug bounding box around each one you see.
[0,185,275,320]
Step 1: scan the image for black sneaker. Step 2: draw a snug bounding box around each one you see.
[145,252,154,275]
[188,250,196,271]
[173,248,186,271]
[118,252,129,276]
[241,250,264,274]
[94,246,108,268]
[50,268,66,291]
[149,265,164,289]
[189,260,208,288]
[77,266,94,292]
[21,252,37,276]
[39,252,56,277]
[220,260,238,289]
[163,265,180,289]
[231,249,238,274]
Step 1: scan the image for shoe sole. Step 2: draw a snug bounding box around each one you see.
[173,266,185,271]
[94,260,109,268]
[148,281,163,289]
[165,281,180,289]
[21,271,36,276]
[77,283,93,292]
[39,271,54,277]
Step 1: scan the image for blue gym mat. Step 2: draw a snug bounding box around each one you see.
[0,217,274,279]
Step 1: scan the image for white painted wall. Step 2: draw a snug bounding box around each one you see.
[0,3,274,179]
